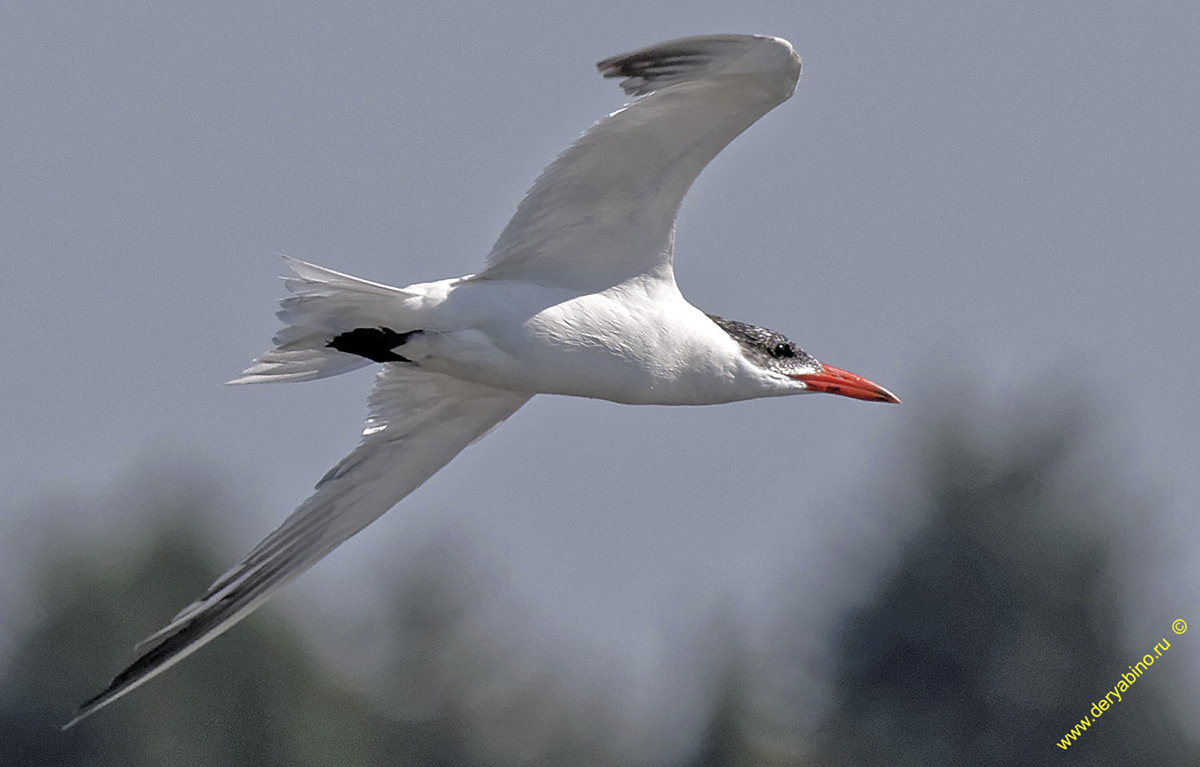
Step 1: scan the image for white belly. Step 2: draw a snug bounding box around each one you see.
[400,276,748,405]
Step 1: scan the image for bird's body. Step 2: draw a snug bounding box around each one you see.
[324,272,774,405]
[67,33,897,728]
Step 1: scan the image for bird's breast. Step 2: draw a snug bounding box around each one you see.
[413,279,745,405]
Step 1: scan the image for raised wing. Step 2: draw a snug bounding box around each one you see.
[65,367,530,728]
[478,34,801,291]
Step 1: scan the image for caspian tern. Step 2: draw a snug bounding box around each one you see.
[66,33,897,728]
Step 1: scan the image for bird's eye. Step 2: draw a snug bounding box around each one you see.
[772,343,794,358]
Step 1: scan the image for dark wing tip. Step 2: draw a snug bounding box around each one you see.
[595,34,762,96]
[62,626,191,730]
[597,49,713,95]
[62,569,273,729]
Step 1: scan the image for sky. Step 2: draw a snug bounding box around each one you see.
[3,0,1198,746]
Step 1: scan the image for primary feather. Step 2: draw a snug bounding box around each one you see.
[63,34,873,730]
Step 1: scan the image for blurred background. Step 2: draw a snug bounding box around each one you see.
[3,1,1198,764]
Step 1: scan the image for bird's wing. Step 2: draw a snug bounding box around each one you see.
[477,34,801,291]
[65,366,530,728]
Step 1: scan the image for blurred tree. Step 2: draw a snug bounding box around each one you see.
[0,481,630,767]
[680,397,1198,765]
[0,509,401,766]
[7,393,1198,767]
[687,653,782,767]
[801,404,1200,765]
[367,534,629,767]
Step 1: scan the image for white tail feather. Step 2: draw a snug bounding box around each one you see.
[228,257,415,384]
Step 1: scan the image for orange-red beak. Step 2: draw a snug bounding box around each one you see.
[795,364,900,404]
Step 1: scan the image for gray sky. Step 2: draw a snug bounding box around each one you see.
[3,0,1198,746]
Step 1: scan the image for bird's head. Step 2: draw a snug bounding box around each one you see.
[707,314,899,404]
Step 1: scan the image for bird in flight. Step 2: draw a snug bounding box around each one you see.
[66,33,897,728]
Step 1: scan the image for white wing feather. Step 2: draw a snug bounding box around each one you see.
[66,367,529,728]
[479,34,801,291]
[66,34,802,727]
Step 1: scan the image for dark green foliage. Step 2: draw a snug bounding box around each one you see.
[0,496,618,766]
[805,410,1199,766]
[0,515,398,767]
[4,396,1197,765]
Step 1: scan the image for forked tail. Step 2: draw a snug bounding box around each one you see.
[228,257,416,384]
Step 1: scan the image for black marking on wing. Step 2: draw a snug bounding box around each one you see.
[68,556,293,725]
[327,327,420,363]
[598,49,710,80]
[595,36,767,97]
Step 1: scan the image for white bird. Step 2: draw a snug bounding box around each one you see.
[66,33,897,728]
